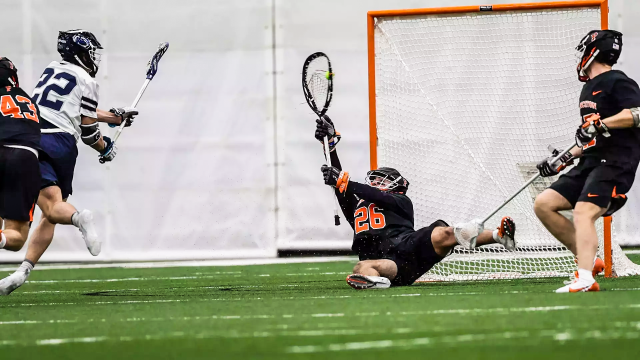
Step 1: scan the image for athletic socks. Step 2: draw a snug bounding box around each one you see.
[71,211,80,227]
[492,229,500,241]
[0,231,6,249]
[18,260,34,274]
[577,268,595,283]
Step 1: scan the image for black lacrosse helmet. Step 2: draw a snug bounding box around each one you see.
[58,29,103,77]
[365,167,409,194]
[576,30,622,82]
[0,57,19,87]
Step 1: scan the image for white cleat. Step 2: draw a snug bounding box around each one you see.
[0,269,30,296]
[346,274,391,290]
[76,210,101,256]
[555,277,600,293]
[496,216,516,251]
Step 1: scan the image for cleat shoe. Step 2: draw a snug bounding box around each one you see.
[556,277,600,293]
[0,269,30,296]
[346,274,391,290]
[76,210,101,256]
[496,216,516,251]
[592,257,605,276]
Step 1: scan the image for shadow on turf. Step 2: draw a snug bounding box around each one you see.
[82,281,339,297]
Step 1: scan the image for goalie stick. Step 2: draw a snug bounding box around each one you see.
[302,52,340,226]
[454,143,576,249]
[100,42,169,163]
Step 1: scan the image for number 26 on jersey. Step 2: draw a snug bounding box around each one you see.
[354,204,386,234]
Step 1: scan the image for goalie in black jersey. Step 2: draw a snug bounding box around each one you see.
[315,117,516,289]
[535,30,640,293]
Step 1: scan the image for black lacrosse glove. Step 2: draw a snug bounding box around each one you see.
[108,106,138,128]
[321,165,350,193]
[537,148,575,177]
[315,115,341,152]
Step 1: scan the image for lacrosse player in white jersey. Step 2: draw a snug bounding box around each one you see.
[0,30,138,295]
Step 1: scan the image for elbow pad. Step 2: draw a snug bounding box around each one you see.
[631,108,640,128]
[80,122,101,146]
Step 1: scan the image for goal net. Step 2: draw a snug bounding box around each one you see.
[368,0,640,280]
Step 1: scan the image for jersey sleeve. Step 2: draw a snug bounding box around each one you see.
[345,181,413,219]
[612,77,640,109]
[80,80,99,118]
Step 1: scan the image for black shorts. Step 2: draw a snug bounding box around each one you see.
[549,160,636,210]
[0,146,40,222]
[39,132,78,199]
[384,219,449,286]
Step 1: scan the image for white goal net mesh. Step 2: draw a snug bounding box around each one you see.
[372,6,640,281]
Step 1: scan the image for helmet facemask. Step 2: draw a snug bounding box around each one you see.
[58,30,103,77]
[365,168,409,193]
[0,57,19,87]
[575,30,622,82]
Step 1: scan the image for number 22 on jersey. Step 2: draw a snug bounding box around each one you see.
[32,68,77,111]
[354,204,386,234]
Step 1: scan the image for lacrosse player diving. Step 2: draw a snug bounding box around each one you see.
[0,30,138,295]
[315,116,517,289]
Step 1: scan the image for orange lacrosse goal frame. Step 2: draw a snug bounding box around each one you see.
[366,0,614,277]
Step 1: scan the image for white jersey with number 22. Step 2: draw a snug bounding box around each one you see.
[31,61,99,141]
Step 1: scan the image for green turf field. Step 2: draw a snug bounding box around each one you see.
[1,256,640,359]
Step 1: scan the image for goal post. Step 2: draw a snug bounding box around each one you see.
[367,0,640,280]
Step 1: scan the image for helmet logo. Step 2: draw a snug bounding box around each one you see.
[591,32,598,42]
[73,35,91,49]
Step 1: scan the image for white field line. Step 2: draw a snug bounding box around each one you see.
[286,328,640,353]
[2,325,640,348]
[1,304,638,326]
[0,257,357,272]
[22,273,351,285]
[4,286,640,307]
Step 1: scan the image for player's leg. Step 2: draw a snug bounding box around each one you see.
[38,133,100,255]
[555,165,626,293]
[441,217,517,254]
[0,147,40,295]
[534,189,576,253]
[1,219,31,251]
[573,201,606,274]
[347,260,396,289]
[0,146,40,251]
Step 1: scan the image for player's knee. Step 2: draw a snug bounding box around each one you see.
[2,235,27,252]
[573,203,604,223]
[533,194,551,217]
[432,226,455,249]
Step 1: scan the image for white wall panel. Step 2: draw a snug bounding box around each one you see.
[0,0,638,262]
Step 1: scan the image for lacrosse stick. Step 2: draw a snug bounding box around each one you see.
[453,143,576,249]
[102,42,169,162]
[302,52,340,226]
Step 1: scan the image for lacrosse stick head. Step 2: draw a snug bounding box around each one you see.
[453,219,484,250]
[146,42,169,80]
[301,52,333,118]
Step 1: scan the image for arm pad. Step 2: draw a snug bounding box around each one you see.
[80,122,101,146]
[631,107,640,128]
